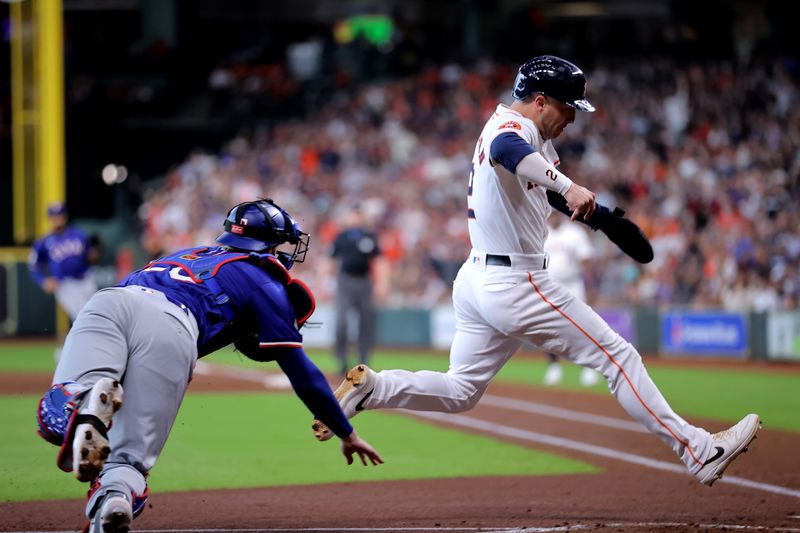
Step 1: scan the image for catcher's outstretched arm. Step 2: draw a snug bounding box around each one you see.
[546,190,654,264]
[274,348,355,439]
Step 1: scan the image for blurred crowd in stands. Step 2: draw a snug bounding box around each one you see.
[136,57,800,311]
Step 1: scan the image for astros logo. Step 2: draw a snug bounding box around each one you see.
[499,121,522,130]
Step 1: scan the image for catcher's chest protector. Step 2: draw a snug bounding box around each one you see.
[145,247,314,325]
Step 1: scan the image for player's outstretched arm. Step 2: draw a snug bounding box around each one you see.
[273,347,383,465]
[340,430,384,466]
[274,348,355,437]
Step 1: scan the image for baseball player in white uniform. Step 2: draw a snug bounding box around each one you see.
[313,55,760,486]
[542,214,600,386]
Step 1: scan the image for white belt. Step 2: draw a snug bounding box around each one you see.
[468,250,549,271]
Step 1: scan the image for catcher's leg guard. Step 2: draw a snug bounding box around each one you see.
[37,381,88,446]
[38,378,124,480]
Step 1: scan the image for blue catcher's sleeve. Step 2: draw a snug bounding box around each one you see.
[490,132,536,173]
[276,348,354,439]
[249,281,303,351]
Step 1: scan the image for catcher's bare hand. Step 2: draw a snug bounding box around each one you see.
[564,183,596,221]
[341,431,384,466]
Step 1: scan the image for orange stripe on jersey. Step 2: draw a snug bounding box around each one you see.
[526,272,703,467]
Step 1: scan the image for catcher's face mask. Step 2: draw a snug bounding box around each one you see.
[217,198,310,269]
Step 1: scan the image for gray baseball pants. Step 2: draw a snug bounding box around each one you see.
[55,275,98,321]
[53,285,199,504]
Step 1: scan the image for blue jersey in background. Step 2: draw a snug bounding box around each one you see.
[28,227,93,287]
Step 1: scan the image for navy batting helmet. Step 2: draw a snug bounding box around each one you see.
[217,198,309,268]
[511,55,595,112]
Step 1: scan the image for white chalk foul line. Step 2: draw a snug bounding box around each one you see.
[9,523,800,533]
[192,363,800,499]
[194,361,292,389]
[0,528,572,533]
[504,524,800,532]
[408,411,800,499]
[194,361,266,383]
[480,394,648,433]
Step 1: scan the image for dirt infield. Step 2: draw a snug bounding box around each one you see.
[2,364,799,533]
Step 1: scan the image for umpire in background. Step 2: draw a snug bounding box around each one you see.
[329,206,390,376]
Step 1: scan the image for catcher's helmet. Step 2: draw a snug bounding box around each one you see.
[216,199,309,268]
[511,55,595,112]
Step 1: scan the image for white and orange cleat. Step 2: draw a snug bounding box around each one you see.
[312,364,376,442]
[695,413,761,486]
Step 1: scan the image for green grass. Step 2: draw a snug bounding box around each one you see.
[629,366,799,431]
[2,341,799,502]
[0,343,62,372]
[3,343,799,431]
[211,348,800,432]
[0,392,596,502]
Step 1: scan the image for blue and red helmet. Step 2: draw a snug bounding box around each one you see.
[512,55,595,112]
[216,198,309,268]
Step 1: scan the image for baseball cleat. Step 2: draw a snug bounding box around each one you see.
[73,378,124,482]
[695,413,761,486]
[312,364,376,442]
[87,491,132,533]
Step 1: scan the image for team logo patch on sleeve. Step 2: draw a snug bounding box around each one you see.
[179,254,200,261]
[498,121,522,130]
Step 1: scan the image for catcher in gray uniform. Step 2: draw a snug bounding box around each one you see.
[36,199,383,533]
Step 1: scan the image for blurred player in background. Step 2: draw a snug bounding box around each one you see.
[328,205,390,375]
[542,212,600,387]
[28,202,100,321]
[28,202,101,359]
[35,198,382,533]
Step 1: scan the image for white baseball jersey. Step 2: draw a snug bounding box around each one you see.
[362,101,717,477]
[467,104,560,255]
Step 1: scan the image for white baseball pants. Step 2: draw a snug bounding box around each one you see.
[368,251,713,473]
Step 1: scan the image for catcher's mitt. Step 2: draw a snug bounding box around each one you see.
[593,206,654,264]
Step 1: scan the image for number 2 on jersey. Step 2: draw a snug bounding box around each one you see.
[467,136,484,219]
